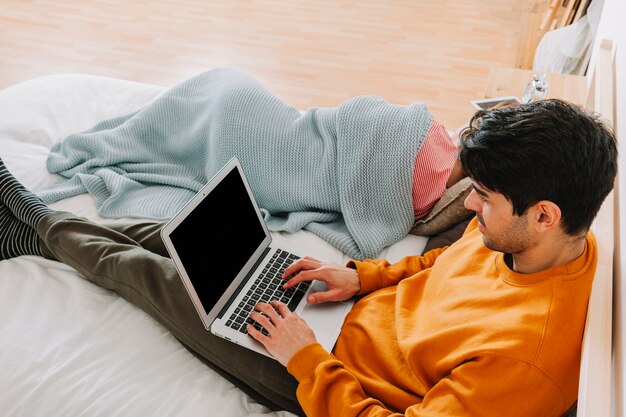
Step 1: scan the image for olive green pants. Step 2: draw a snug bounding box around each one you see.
[37,211,303,416]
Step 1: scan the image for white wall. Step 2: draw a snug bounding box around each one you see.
[593,0,626,415]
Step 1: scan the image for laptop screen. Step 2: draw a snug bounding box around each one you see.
[169,165,267,315]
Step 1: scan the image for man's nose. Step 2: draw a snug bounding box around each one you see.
[464,189,480,212]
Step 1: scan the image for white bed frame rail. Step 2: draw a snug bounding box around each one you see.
[576,39,616,417]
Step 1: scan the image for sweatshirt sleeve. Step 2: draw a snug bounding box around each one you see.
[287,343,392,417]
[346,246,447,295]
[288,348,568,417]
[346,217,478,295]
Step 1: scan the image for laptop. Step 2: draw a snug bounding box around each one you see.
[160,156,355,359]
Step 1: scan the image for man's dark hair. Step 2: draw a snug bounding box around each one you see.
[459,98,617,236]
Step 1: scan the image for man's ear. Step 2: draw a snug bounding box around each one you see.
[532,200,562,232]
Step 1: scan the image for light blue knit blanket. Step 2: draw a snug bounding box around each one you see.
[37,68,432,260]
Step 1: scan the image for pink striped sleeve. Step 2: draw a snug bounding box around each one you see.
[412,121,459,219]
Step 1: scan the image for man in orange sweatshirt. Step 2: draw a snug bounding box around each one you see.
[0,99,617,416]
[246,99,617,416]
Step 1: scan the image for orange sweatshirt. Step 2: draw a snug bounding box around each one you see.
[287,217,597,417]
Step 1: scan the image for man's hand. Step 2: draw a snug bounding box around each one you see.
[247,301,317,366]
[281,256,361,304]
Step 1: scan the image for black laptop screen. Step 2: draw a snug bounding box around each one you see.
[169,166,267,315]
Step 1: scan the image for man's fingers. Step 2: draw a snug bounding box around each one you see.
[255,302,282,322]
[307,289,340,304]
[250,310,274,330]
[270,300,292,317]
[246,324,269,342]
[281,270,312,289]
[282,256,321,279]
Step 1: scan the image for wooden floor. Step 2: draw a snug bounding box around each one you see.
[0,0,522,128]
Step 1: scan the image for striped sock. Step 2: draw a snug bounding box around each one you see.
[0,203,43,260]
[0,158,52,229]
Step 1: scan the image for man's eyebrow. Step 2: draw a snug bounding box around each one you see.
[471,183,489,197]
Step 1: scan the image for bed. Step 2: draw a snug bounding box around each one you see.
[0,54,613,415]
[0,72,437,416]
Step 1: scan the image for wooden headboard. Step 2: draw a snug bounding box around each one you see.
[576,38,616,417]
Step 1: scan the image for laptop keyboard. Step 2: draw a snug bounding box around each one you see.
[225,248,310,336]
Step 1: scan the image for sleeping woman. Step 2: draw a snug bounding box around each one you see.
[36,67,465,260]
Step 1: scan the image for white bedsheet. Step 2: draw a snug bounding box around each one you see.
[0,74,427,416]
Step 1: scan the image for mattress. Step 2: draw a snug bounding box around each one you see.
[0,73,428,416]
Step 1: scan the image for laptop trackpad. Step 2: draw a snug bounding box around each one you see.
[300,301,351,338]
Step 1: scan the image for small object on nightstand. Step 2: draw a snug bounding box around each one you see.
[522,73,549,103]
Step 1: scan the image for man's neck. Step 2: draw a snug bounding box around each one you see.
[509,235,587,274]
